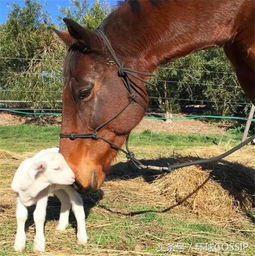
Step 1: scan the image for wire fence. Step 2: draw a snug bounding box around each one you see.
[0,106,254,123]
[0,55,252,126]
[0,56,236,74]
[0,97,252,113]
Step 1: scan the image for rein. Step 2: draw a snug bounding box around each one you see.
[60,28,255,174]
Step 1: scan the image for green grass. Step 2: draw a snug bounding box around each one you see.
[0,125,60,153]
[0,125,242,153]
[87,211,220,248]
[130,129,241,147]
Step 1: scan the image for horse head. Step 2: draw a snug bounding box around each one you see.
[55,18,149,189]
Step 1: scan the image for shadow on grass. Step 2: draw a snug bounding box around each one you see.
[106,157,255,222]
[25,189,104,232]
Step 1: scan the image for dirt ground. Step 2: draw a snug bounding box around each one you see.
[0,112,226,135]
[0,112,62,126]
[0,112,28,125]
[134,118,226,134]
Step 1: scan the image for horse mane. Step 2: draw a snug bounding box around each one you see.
[117,0,164,13]
[101,0,167,60]
[100,0,249,68]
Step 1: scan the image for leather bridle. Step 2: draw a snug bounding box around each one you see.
[59,27,153,166]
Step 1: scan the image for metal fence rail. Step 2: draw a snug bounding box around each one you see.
[1,107,254,123]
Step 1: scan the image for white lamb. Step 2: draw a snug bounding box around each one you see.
[11,148,88,252]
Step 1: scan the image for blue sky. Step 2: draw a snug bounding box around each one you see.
[0,0,119,24]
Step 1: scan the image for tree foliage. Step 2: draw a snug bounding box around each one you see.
[0,0,108,109]
[60,0,109,29]
[149,48,249,117]
[0,0,49,71]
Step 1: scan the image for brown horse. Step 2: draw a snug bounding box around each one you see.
[55,0,255,189]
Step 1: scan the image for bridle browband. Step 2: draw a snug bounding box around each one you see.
[60,28,255,173]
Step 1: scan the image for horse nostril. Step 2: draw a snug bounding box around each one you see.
[90,170,98,191]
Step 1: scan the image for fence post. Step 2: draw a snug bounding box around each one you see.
[242,104,255,142]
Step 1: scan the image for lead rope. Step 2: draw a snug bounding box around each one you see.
[125,133,255,173]
[91,134,255,217]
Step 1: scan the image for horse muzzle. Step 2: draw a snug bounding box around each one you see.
[74,169,105,191]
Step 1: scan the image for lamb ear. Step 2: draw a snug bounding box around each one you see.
[28,161,47,180]
[34,161,47,173]
[63,18,98,50]
[53,28,74,46]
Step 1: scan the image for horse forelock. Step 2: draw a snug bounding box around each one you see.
[64,48,79,79]
[68,43,85,53]
[64,45,98,78]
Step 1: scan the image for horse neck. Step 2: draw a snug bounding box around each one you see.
[103,0,245,72]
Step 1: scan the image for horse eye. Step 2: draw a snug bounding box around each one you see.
[79,88,92,99]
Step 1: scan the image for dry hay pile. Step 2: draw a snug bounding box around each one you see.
[104,146,255,225]
[152,163,254,225]
[0,112,61,126]
[0,150,13,160]
[0,113,26,125]
[0,149,20,164]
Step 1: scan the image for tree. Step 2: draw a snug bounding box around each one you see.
[0,0,108,110]
[148,48,248,118]
[0,0,48,72]
[0,0,63,109]
[0,0,250,125]
[60,0,109,29]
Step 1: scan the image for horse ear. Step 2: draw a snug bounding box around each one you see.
[63,18,97,50]
[53,29,74,46]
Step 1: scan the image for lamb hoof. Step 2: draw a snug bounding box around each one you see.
[33,240,45,252]
[33,246,45,253]
[14,243,25,252]
[77,237,88,245]
[56,224,68,231]
[14,235,26,252]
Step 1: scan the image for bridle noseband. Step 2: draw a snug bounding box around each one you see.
[60,28,153,164]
